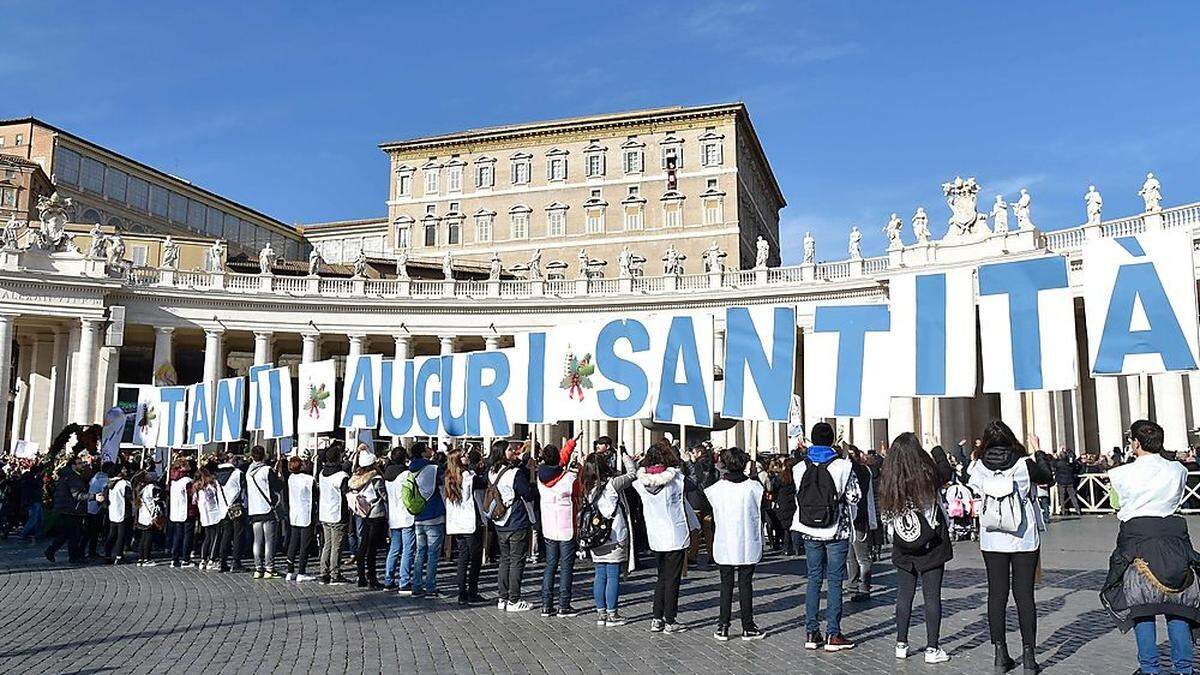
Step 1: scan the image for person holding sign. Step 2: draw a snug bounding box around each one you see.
[347,446,387,590]
[876,433,954,664]
[486,438,536,613]
[317,444,353,586]
[633,439,695,634]
[704,446,766,642]
[285,456,317,582]
[579,441,638,627]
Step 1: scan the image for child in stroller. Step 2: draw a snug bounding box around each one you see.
[944,482,977,542]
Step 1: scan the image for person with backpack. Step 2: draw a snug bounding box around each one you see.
[167,459,196,568]
[286,456,317,582]
[791,422,860,652]
[102,466,134,564]
[214,452,247,573]
[347,446,387,589]
[318,444,352,585]
[580,443,638,626]
[193,465,223,570]
[382,447,416,593]
[246,446,284,579]
[633,439,696,634]
[133,472,162,566]
[485,438,535,612]
[704,447,766,641]
[445,446,487,605]
[536,436,582,617]
[967,421,1054,674]
[877,432,955,664]
[401,441,445,597]
[845,445,878,603]
[1102,420,1200,675]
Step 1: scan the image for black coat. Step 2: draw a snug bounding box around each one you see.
[1101,515,1200,631]
[1052,455,1081,486]
[888,446,955,574]
[51,466,89,515]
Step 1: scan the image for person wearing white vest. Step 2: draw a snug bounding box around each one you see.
[167,461,195,568]
[445,447,487,605]
[704,447,766,641]
[134,477,161,566]
[214,453,247,573]
[632,441,695,634]
[317,444,352,585]
[967,421,1054,675]
[102,468,133,564]
[383,447,416,593]
[245,446,283,579]
[536,437,581,617]
[285,456,317,582]
[193,466,223,570]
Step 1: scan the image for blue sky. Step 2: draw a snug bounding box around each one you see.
[4,2,1199,261]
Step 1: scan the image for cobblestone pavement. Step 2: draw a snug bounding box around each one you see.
[0,516,1192,674]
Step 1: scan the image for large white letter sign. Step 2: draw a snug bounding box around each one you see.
[212,377,246,443]
[254,366,294,439]
[805,304,892,418]
[379,358,416,438]
[723,306,797,422]
[1084,229,1200,375]
[298,360,337,434]
[439,353,471,437]
[341,354,382,431]
[653,314,715,427]
[978,256,1077,392]
[890,268,977,397]
[412,355,442,436]
[246,363,272,432]
[132,387,161,449]
[156,386,187,447]
[186,383,213,447]
[466,350,512,437]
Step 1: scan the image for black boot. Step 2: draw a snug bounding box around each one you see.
[1021,645,1039,674]
[994,643,1015,673]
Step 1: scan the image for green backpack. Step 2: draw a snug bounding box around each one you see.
[400,465,433,516]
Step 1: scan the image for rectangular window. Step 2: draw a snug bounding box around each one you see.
[81,157,105,193]
[224,213,240,241]
[476,215,493,243]
[130,244,148,267]
[448,219,461,245]
[395,226,410,249]
[704,198,723,225]
[547,210,565,236]
[149,185,169,218]
[628,185,639,197]
[53,147,81,185]
[662,146,681,170]
[424,223,437,247]
[586,153,604,177]
[624,207,644,231]
[168,192,187,224]
[548,158,566,181]
[512,160,530,185]
[449,201,460,213]
[14,134,23,147]
[0,187,15,207]
[397,173,411,196]
[426,204,436,215]
[103,167,128,202]
[511,212,529,239]
[623,149,643,174]
[205,207,223,236]
[127,176,149,211]
[447,165,462,192]
[424,169,438,194]
[664,205,681,228]
[586,210,603,234]
[702,141,723,166]
[475,164,494,188]
[187,199,206,231]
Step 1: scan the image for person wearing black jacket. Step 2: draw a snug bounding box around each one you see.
[1051,449,1083,517]
[214,453,247,573]
[44,455,91,563]
[487,439,535,612]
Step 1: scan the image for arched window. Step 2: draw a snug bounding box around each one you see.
[81,209,101,223]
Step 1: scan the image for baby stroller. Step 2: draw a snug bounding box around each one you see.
[944,483,977,542]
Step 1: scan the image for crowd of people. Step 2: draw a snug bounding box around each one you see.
[2,418,1199,674]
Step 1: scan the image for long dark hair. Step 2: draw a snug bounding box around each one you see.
[580,452,615,496]
[876,432,940,514]
[639,439,681,469]
[980,419,1024,457]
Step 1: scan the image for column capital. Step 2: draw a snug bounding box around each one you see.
[80,317,103,331]
[155,326,176,335]
[204,327,225,338]
[301,331,320,342]
[484,335,501,350]
[253,330,274,340]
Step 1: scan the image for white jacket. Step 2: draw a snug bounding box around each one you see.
[245,463,276,517]
[445,469,478,535]
[384,471,416,530]
[196,484,222,527]
[107,479,130,523]
[790,456,859,541]
[136,484,159,527]
[632,467,690,552]
[287,474,315,527]
[318,470,349,524]
[168,477,192,523]
[705,478,764,566]
[967,458,1044,553]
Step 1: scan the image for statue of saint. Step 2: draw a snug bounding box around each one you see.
[442,250,453,280]
[308,247,323,276]
[884,213,903,250]
[353,250,367,278]
[991,196,1009,233]
[527,248,543,281]
[1139,172,1162,212]
[848,226,862,260]
[703,240,726,274]
[394,248,408,279]
[208,240,227,272]
[618,246,633,279]
[106,229,125,268]
[802,232,816,264]
[488,252,502,281]
[754,235,770,268]
[258,242,276,274]
[1084,185,1103,226]
[912,207,931,244]
[87,223,106,259]
[662,245,685,276]
[161,236,180,270]
[1,216,22,251]
[1013,189,1034,230]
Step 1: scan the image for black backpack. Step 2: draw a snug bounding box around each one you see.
[796,459,839,529]
[576,485,614,551]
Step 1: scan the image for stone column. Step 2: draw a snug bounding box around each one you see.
[393,334,411,360]
[44,329,69,443]
[202,328,224,388]
[152,326,175,385]
[1152,372,1188,452]
[1094,376,1123,454]
[0,315,14,451]
[347,333,366,361]
[10,337,31,447]
[438,336,455,451]
[253,331,274,366]
[918,398,938,443]
[1125,375,1145,424]
[1000,392,1025,440]
[94,344,122,424]
[24,337,50,444]
[1031,391,1054,449]
[72,319,101,425]
[301,332,320,364]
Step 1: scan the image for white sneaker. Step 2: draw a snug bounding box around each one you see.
[924,647,950,664]
[180,561,194,568]
[896,643,909,659]
[295,574,316,583]
[505,600,533,613]
[497,599,508,611]
[141,561,157,567]
[285,573,296,582]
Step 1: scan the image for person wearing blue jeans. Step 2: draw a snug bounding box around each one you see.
[1133,615,1193,675]
[412,522,444,595]
[385,526,415,590]
[804,539,850,637]
[541,538,578,615]
[593,562,621,618]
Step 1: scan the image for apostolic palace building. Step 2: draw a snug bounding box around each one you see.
[0,103,1197,460]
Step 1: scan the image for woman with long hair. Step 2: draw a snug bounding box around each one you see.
[876,432,954,664]
[967,421,1054,674]
[285,456,317,582]
[632,439,695,633]
[444,447,486,604]
[580,443,638,626]
[192,465,223,570]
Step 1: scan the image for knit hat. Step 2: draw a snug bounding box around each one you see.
[358,449,377,467]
